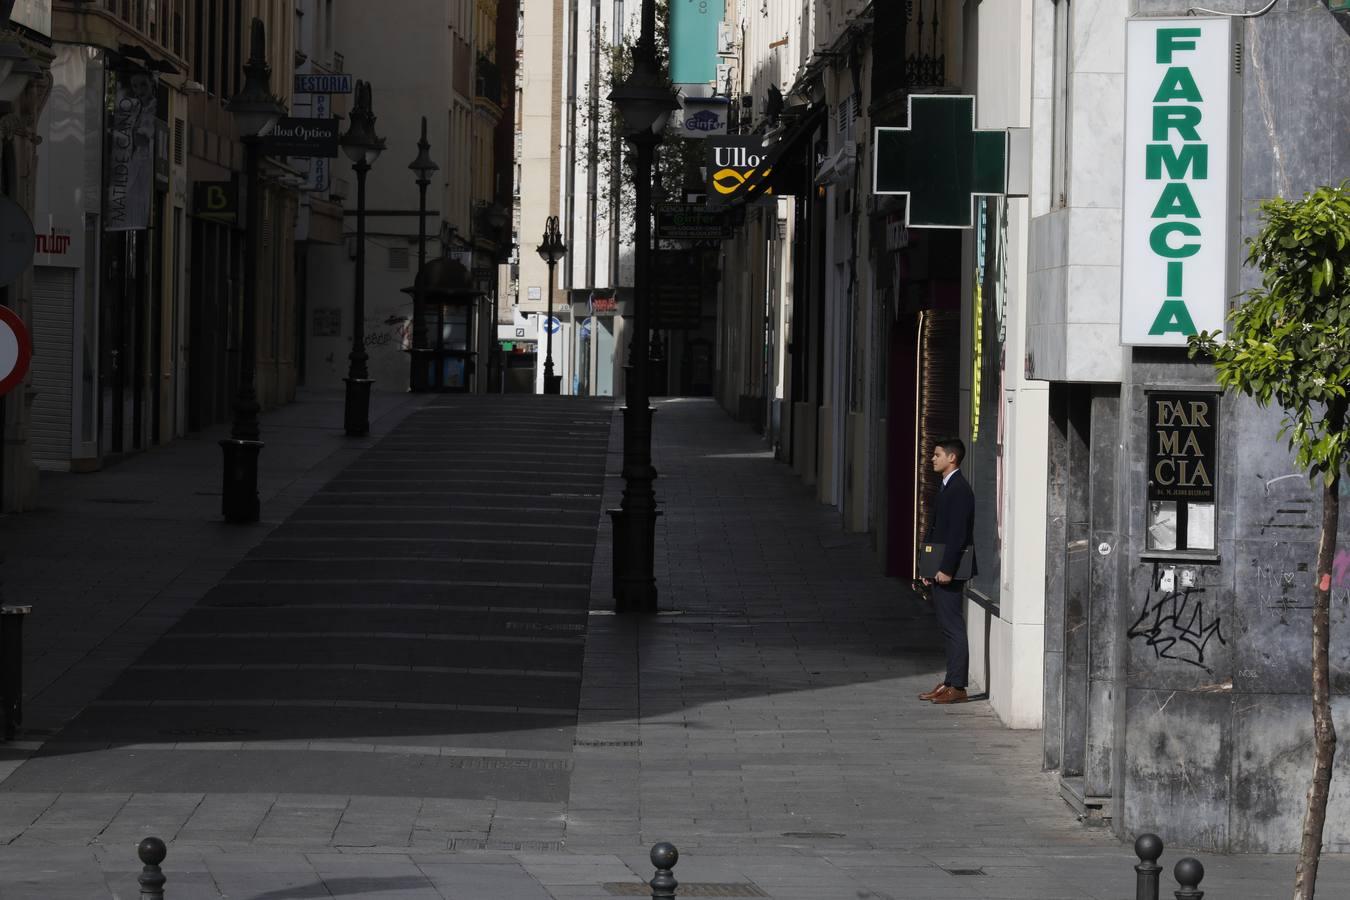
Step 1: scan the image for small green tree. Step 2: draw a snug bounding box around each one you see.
[1189,182,1350,900]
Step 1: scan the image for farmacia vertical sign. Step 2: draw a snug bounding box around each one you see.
[1120,18,1240,346]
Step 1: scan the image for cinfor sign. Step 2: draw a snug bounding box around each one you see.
[1120,17,1240,346]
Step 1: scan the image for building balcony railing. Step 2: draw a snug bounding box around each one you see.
[872,0,948,112]
[475,55,502,107]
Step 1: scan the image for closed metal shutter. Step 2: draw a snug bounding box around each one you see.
[30,267,76,469]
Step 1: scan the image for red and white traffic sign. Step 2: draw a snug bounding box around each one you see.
[0,306,32,397]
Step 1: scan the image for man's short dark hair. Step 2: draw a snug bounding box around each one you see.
[934,437,966,465]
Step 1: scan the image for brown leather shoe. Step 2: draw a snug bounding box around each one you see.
[917,682,947,701]
[930,686,968,704]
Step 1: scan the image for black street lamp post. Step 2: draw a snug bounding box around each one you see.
[482,203,511,393]
[536,215,566,395]
[220,18,285,524]
[607,1,679,611]
[340,80,385,435]
[408,116,437,393]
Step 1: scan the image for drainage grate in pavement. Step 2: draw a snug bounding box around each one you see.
[506,621,587,633]
[780,831,845,839]
[573,739,641,747]
[604,884,767,897]
[449,839,565,852]
[941,868,987,876]
[442,755,569,771]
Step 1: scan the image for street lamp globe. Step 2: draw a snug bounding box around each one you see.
[536,216,566,266]
[408,115,438,184]
[607,49,679,139]
[340,80,386,166]
[225,19,286,138]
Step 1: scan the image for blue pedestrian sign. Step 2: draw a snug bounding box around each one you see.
[295,73,354,94]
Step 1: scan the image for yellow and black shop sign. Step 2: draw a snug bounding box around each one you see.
[193,180,238,226]
[705,136,772,207]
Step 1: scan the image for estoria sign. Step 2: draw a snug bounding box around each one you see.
[1120,18,1240,346]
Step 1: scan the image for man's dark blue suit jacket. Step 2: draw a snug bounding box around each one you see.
[926,469,978,579]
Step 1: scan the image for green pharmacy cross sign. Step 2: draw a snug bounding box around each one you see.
[873,95,1009,229]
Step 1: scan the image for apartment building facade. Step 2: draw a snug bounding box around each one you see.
[305,0,514,396]
[18,1,297,485]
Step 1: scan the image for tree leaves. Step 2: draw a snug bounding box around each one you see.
[1188,182,1350,486]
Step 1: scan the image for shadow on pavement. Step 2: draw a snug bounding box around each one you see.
[0,396,949,800]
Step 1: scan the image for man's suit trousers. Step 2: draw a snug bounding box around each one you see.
[932,581,969,689]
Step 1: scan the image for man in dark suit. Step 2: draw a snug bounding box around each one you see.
[918,437,976,704]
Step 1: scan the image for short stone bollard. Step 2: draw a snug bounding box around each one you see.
[649,841,678,899]
[138,836,167,900]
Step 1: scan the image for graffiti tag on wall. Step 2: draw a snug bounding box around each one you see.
[1128,586,1227,672]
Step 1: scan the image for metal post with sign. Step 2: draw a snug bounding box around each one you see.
[0,306,32,398]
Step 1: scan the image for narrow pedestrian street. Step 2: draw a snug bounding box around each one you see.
[0,394,1347,898]
[3,394,610,803]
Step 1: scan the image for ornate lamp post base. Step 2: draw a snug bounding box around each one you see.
[219,438,264,523]
[544,373,563,395]
[344,377,374,436]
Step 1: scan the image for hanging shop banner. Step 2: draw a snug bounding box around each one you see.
[656,202,729,240]
[1120,17,1239,346]
[260,116,341,158]
[1146,392,1218,502]
[652,250,704,330]
[670,0,725,84]
[105,68,157,232]
[193,180,238,226]
[705,136,770,208]
[672,97,728,137]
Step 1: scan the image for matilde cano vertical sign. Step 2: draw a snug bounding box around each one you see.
[1121,18,1240,346]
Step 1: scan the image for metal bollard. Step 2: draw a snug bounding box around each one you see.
[138,836,167,900]
[1134,833,1164,900]
[1173,857,1204,900]
[1,605,31,741]
[649,841,679,899]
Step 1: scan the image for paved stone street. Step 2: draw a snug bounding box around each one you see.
[0,391,1346,899]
